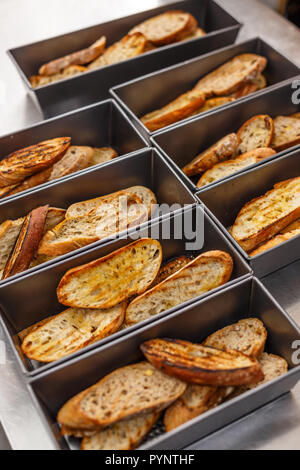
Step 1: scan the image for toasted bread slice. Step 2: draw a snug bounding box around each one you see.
[4,167,53,197]
[141,339,264,386]
[57,362,186,430]
[153,255,192,286]
[237,115,274,154]
[190,97,235,117]
[38,37,106,76]
[88,33,148,70]
[271,116,300,151]
[250,227,300,256]
[125,251,233,326]
[229,73,266,99]
[0,137,71,187]
[38,193,147,256]
[280,218,300,233]
[81,412,160,450]
[57,238,162,309]
[48,146,94,181]
[21,303,126,363]
[129,10,197,46]
[231,177,300,252]
[0,184,19,199]
[89,147,118,166]
[203,318,267,358]
[2,205,49,279]
[182,133,239,177]
[65,186,156,219]
[194,54,267,97]
[183,27,206,41]
[197,148,276,188]
[141,89,205,132]
[30,65,87,88]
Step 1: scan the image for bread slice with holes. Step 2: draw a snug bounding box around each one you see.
[57,238,162,309]
[38,37,106,76]
[81,412,160,450]
[89,147,118,166]
[250,227,300,256]
[231,177,300,252]
[237,115,274,154]
[30,65,87,88]
[271,116,300,151]
[125,251,233,326]
[203,318,267,357]
[88,33,148,70]
[129,10,197,46]
[194,54,267,97]
[48,146,94,180]
[0,137,71,187]
[141,89,205,132]
[21,303,126,363]
[182,133,239,177]
[57,362,186,430]
[197,147,276,188]
[141,338,264,386]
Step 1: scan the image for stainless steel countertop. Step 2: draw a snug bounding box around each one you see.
[0,0,300,451]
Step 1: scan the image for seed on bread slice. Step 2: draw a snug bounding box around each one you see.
[237,115,274,154]
[2,205,49,280]
[30,65,87,88]
[38,37,106,76]
[21,303,126,363]
[152,255,192,286]
[141,89,205,132]
[0,137,71,187]
[194,54,267,97]
[190,96,236,117]
[203,318,267,358]
[250,227,300,256]
[57,362,186,430]
[141,338,264,386]
[125,251,233,326]
[89,147,118,167]
[57,238,162,309]
[129,10,198,46]
[271,116,300,152]
[231,177,300,252]
[49,146,94,181]
[197,147,276,188]
[182,133,239,177]
[88,33,148,70]
[81,411,160,450]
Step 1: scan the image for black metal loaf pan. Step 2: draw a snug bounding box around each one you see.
[197,150,300,278]
[0,205,251,376]
[7,0,241,118]
[0,99,148,203]
[111,38,300,142]
[0,148,197,285]
[151,79,300,192]
[27,276,300,449]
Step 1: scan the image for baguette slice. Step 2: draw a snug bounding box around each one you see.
[30,65,87,88]
[65,186,156,220]
[141,89,205,132]
[4,167,53,197]
[249,227,300,256]
[88,33,148,70]
[38,193,148,256]
[141,339,264,386]
[190,96,235,117]
[129,11,197,46]
[194,54,267,97]
[57,238,162,309]
[57,362,186,429]
[153,255,192,286]
[197,148,276,188]
[38,37,106,76]
[271,116,300,151]
[48,146,94,181]
[203,318,267,358]
[182,133,239,176]
[2,205,49,279]
[81,412,160,450]
[229,73,266,99]
[89,147,118,166]
[237,115,274,154]
[125,251,233,326]
[231,177,300,252]
[0,137,71,187]
[21,303,126,363]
